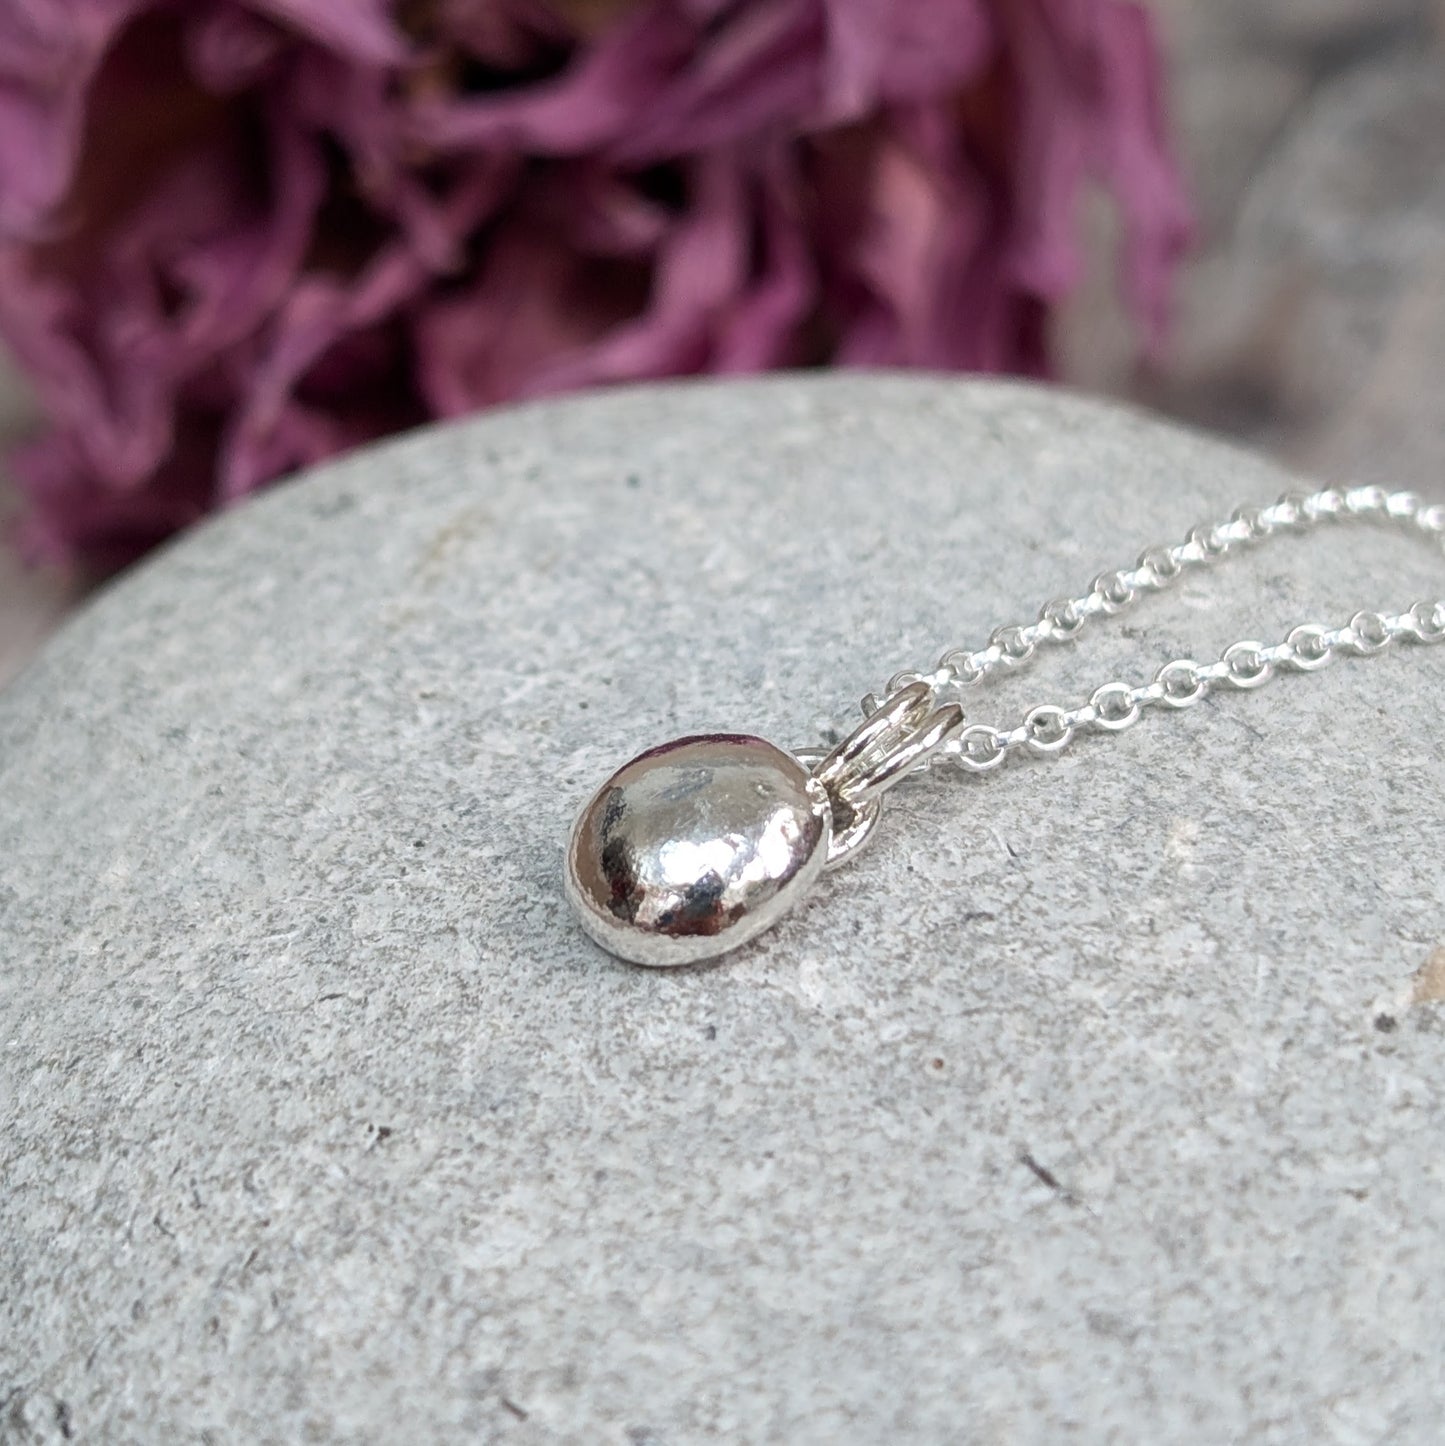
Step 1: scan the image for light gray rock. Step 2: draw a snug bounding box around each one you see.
[1064,1,1445,506]
[1143,47,1445,488]
[2,376,1443,1444]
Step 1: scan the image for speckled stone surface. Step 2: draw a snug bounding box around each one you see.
[2,376,1443,1444]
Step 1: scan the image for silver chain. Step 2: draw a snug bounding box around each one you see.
[859,484,1445,779]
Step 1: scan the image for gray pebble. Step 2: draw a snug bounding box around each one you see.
[2,376,1443,1443]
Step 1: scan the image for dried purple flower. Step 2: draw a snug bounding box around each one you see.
[0,0,1191,568]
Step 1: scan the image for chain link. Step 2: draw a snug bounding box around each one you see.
[863,485,1445,777]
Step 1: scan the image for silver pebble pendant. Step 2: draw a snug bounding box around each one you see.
[565,685,962,966]
[565,736,832,968]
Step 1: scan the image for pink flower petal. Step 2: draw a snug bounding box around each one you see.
[0,0,1193,568]
[1089,2,1194,349]
[246,0,405,65]
[997,0,1192,346]
[0,0,145,237]
[184,4,286,92]
[219,248,424,499]
[412,8,694,154]
[415,220,647,415]
[711,150,814,372]
[616,2,819,161]
[821,0,994,120]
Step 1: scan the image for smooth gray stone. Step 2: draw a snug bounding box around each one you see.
[2,376,1443,1445]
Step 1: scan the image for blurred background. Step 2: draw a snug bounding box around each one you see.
[2,0,1443,687]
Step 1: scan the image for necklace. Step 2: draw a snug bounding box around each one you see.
[565,484,1445,967]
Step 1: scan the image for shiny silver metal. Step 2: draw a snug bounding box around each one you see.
[813,682,965,809]
[894,484,1445,776]
[806,681,966,867]
[567,483,1444,966]
[565,735,831,967]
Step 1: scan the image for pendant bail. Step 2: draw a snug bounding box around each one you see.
[800,682,965,869]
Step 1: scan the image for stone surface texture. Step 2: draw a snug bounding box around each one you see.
[2,376,1444,1444]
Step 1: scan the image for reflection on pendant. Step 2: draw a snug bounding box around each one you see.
[565,735,832,967]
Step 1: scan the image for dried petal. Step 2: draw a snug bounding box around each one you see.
[0,0,1192,568]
